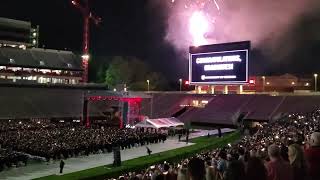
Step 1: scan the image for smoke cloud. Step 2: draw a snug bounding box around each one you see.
[146,0,320,76]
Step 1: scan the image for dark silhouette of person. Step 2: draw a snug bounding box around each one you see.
[218,128,222,138]
[146,147,152,155]
[178,134,182,142]
[186,134,189,144]
[60,160,65,174]
[186,129,190,144]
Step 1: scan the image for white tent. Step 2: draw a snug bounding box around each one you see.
[135,117,184,129]
[134,119,157,128]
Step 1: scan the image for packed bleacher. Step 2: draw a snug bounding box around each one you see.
[0,120,167,172]
[112,109,320,180]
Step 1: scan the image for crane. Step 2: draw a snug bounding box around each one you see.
[71,0,101,83]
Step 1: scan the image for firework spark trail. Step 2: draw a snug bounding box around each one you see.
[213,0,220,11]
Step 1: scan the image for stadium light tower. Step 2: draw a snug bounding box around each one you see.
[314,73,318,92]
[146,80,150,91]
[71,0,101,83]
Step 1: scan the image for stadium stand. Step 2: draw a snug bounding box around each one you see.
[0,47,81,70]
[0,87,83,119]
[30,48,81,70]
[140,93,320,127]
[241,95,285,121]
[0,47,82,85]
[175,95,252,126]
[0,47,37,67]
[274,96,320,115]
[140,93,190,118]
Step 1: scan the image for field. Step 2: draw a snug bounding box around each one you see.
[35,131,240,180]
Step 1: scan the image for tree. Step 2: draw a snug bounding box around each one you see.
[105,56,130,88]
[146,72,168,90]
[104,56,168,91]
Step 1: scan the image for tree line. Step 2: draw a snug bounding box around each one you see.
[90,56,169,91]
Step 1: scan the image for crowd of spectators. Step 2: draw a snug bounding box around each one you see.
[114,110,320,180]
[0,120,167,171]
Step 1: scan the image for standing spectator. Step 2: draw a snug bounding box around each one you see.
[288,144,307,180]
[304,132,320,180]
[280,144,289,162]
[215,150,227,180]
[205,160,215,180]
[246,157,267,180]
[188,158,205,180]
[59,160,65,174]
[223,159,245,180]
[266,144,293,180]
[177,165,189,180]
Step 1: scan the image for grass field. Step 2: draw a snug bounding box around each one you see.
[35,131,240,180]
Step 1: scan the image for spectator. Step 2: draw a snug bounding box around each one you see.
[304,132,320,180]
[266,144,293,180]
[177,165,189,180]
[223,160,245,180]
[288,144,307,180]
[188,158,205,180]
[246,157,267,180]
[113,110,320,180]
[216,150,227,172]
[205,160,215,180]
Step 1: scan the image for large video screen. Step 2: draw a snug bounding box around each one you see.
[189,41,250,85]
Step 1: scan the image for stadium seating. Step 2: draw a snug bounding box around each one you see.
[274,96,320,115]
[0,47,38,67]
[179,95,252,125]
[241,95,284,121]
[141,93,190,118]
[0,87,83,119]
[0,47,81,70]
[30,48,80,70]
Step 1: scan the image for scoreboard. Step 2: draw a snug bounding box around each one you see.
[189,41,250,85]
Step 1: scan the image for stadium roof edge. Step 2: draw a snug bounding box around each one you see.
[189,41,251,54]
[0,17,31,30]
[30,48,76,54]
[0,82,108,90]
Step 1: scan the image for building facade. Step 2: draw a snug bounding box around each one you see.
[194,74,314,94]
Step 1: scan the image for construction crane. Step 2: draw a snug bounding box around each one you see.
[71,0,101,83]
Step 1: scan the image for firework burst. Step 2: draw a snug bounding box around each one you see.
[169,0,222,46]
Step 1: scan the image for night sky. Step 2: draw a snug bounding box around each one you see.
[1,0,320,81]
